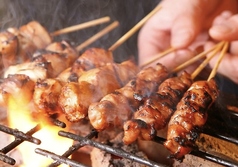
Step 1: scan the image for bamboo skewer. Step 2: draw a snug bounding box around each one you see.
[76,21,119,52]
[172,41,225,73]
[50,16,111,36]
[208,41,229,81]
[140,41,225,70]
[140,47,175,69]
[139,41,226,77]
[108,5,162,52]
[191,42,225,80]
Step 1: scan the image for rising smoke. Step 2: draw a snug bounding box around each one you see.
[0,0,161,63]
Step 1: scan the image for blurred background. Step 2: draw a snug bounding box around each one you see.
[0,0,160,63]
[1,0,238,104]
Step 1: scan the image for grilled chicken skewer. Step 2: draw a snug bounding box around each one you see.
[57,21,119,82]
[122,42,226,145]
[33,47,114,116]
[0,40,78,115]
[0,21,52,68]
[4,40,78,81]
[26,22,119,117]
[88,63,169,131]
[0,74,35,108]
[57,48,113,82]
[164,42,228,160]
[58,60,138,122]
[50,7,162,120]
[1,47,114,117]
[2,5,161,123]
[0,17,111,69]
[123,71,193,144]
[32,40,78,77]
[164,79,219,159]
[2,22,117,81]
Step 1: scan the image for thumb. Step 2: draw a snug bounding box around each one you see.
[209,14,238,41]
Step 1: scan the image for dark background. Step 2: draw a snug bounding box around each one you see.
[1,0,238,101]
[0,0,160,63]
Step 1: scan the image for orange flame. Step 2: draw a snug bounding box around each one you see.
[7,91,73,167]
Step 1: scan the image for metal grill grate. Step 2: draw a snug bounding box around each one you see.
[0,109,238,167]
[0,124,41,165]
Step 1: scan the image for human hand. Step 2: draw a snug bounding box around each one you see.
[138,0,238,71]
[206,11,238,84]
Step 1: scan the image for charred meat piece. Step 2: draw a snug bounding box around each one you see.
[4,61,54,82]
[57,48,113,82]
[32,41,78,77]
[33,40,78,76]
[32,48,113,117]
[45,40,78,67]
[123,71,193,144]
[164,79,219,160]
[88,63,169,131]
[58,60,138,122]
[0,74,35,107]
[4,41,77,81]
[0,21,52,68]
[17,21,52,61]
[33,78,64,116]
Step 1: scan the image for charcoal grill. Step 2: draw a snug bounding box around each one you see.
[0,103,238,167]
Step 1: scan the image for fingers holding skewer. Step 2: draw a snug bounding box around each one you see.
[140,47,176,69]
[172,41,225,73]
[122,40,228,147]
[207,41,229,81]
[205,41,238,83]
[0,3,233,163]
[164,41,228,160]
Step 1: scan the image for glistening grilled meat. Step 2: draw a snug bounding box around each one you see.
[164,79,219,160]
[0,21,52,68]
[4,41,78,81]
[58,60,138,122]
[18,21,52,59]
[88,63,169,131]
[33,78,64,116]
[57,48,114,82]
[4,61,54,82]
[123,71,193,144]
[32,40,78,77]
[0,74,35,107]
[32,48,113,117]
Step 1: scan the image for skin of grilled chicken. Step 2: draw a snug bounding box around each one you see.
[0,74,35,107]
[123,71,193,145]
[33,78,64,116]
[32,41,78,78]
[57,48,113,82]
[164,79,219,160]
[59,60,138,122]
[4,60,54,82]
[17,21,52,61]
[88,63,169,131]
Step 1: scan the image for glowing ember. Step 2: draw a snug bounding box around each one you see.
[7,88,73,167]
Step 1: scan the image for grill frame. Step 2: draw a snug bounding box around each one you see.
[1,120,238,167]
